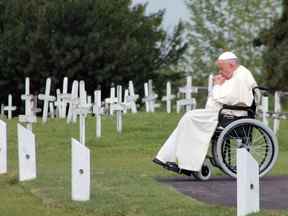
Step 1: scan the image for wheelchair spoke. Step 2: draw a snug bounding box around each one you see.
[222,138,238,170]
[251,132,263,144]
[250,149,264,158]
[250,127,272,169]
[252,139,267,147]
[251,142,268,150]
[242,127,248,140]
[246,125,252,137]
[251,144,268,150]
[232,129,240,139]
[251,143,265,151]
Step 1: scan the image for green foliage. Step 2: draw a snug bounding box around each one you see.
[0,0,187,105]
[256,0,288,90]
[184,0,281,86]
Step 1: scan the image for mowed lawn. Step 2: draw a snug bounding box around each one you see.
[0,112,287,216]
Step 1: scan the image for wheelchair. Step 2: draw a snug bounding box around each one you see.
[192,87,279,181]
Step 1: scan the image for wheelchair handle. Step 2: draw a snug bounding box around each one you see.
[253,86,274,95]
[253,86,270,91]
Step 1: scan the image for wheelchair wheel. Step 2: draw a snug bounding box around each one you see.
[215,118,278,178]
[192,159,212,181]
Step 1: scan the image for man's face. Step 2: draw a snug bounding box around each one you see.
[216,60,235,79]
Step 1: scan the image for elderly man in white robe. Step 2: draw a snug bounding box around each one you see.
[153,51,257,175]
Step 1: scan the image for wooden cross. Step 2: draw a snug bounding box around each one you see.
[19,78,37,130]
[3,94,16,119]
[92,90,104,138]
[21,77,34,116]
[261,96,269,126]
[54,89,62,118]
[60,77,69,118]
[49,102,55,119]
[124,81,139,113]
[272,91,280,134]
[38,78,56,123]
[105,85,118,115]
[162,81,175,113]
[110,85,125,133]
[67,81,79,124]
[142,80,158,112]
[177,76,197,113]
[73,81,92,145]
[0,104,4,118]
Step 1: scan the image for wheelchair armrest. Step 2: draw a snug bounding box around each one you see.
[218,105,254,122]
[221,104,252,111]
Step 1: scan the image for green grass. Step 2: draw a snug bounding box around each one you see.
[0,112,287,216]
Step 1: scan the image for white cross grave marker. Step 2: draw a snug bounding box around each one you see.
[0,119,7,174]
[54,78,69,119]
[149,80,161,111]
[105,85,118,115]
[162,81,175,113]
[31,95,42,116]
[111,85,125,133]
[273,91,281,134]
[19,78,37,131]
[87,96,92,106]
[261,96,269,126]
[124,81,138,113]
[61,77,68,118]
[123,89,129,114]
[49,102,55,119]
[176,76,197,113]
[143,82,150,112]
[73,81,91,145]
[93,90,104,138]
[3,94,16,119]
[71,138,90,201]
[142,80,159,112]
[85,95,93,119]
[237,148,260,216]
[54,89,61,118]
[67,81,79,124]
[21,77,33,116]
[38,78,56,123]
[79,81,86,105]
[0,104,4,118]
[17,123,37,181]
[116,86,123,133]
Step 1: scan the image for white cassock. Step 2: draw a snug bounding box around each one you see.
[155,65,257,171]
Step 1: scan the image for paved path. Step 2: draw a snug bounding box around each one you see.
[157,176,288,210]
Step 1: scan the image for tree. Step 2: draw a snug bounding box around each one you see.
[255,0,288,90]
[0,0,187,108]
[184,0,281,85]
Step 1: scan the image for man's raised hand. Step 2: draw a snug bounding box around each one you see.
[213,74,226,85]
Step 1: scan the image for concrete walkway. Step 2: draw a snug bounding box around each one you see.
[157,175,288,210]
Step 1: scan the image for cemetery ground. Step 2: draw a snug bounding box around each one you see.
[0,112,287,216]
